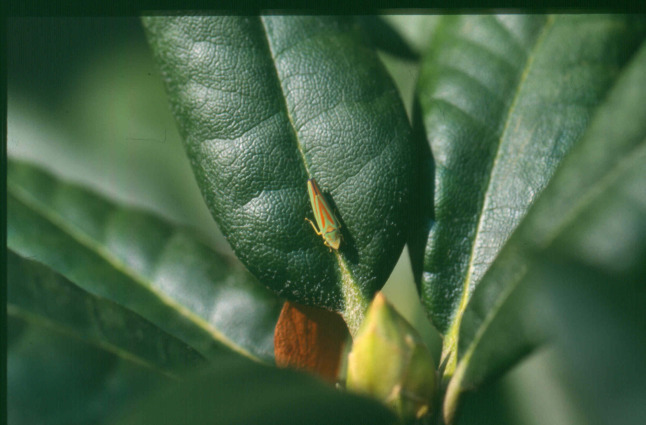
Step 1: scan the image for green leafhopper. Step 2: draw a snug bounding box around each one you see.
[305,178,342,250]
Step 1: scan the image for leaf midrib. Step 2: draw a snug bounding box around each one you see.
[257,17,366,332]
[258,16,312,179]
[441,15,556,375]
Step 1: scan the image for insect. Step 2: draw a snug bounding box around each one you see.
[305,178,342,250]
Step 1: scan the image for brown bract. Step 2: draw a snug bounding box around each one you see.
[274,301,349,383]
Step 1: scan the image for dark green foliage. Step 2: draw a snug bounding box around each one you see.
[143,16,415,318]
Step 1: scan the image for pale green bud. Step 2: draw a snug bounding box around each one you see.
[347,292,437,421]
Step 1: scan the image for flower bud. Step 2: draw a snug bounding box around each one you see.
[346,292,436,421]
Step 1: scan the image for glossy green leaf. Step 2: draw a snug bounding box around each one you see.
[8,249,205,375]
[414,15,646,362]
[7,160,282,363]
[8,324,165,425]
[444,38,646,423]
[142,16,414,334]
[112,349,398,425]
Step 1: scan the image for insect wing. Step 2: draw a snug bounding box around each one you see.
[307,178,322,228]
[315,195,336,233]
[308,179,336,233]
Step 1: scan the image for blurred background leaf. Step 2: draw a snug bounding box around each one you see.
[7,17,225,249]
[381,15,441,57]
[8,323,166,425]
[357,15,420,61]
[539,259,646,425]
[8,250,205,375]
[8,160,282,363]
[112,348,398,425]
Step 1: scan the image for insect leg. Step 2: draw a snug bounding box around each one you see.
[304,217,322,235]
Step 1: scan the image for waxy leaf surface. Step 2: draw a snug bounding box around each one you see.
[414,15,646,348]
[143,16,414,332]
